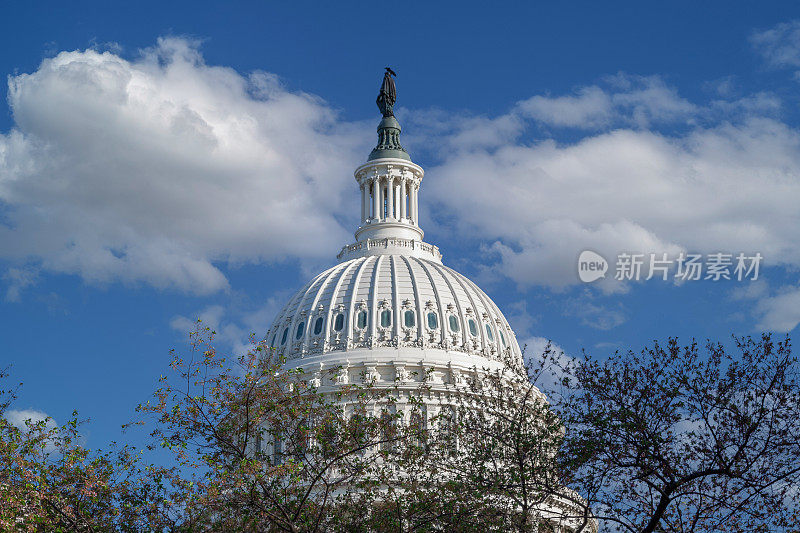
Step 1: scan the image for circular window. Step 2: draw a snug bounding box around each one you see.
[449,315,459,332]
[380,309,392,328]
[356,310,368,329]
[484,323,494,342]
[313,316,324,335]
[334,313,345,331]
[280,328,289,345]
[468,319,477,337]
[404,309,415,328]
[427,312,438,330]
[295,321,305,340]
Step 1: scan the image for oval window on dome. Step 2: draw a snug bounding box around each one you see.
[404,310,415,327]
[356,310,368,329]
[485,323,494,342]
[449,315,459,332]
[427,312,438,330]
[281,328,289,345]
[313,317,324,335]
[295,321,305,340]
[270,333,276,346]
[334,313,345,331]
[380,309,392,328]
[500,329,507,347]
[468,319,477,337]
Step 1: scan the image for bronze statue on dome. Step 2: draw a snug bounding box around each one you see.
[376,67,397,117]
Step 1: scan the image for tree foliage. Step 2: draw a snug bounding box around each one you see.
[553,334,800,532]
[2,330,798,532]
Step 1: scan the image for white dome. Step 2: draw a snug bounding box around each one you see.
[267,254,522,366]
[263,97,524,387]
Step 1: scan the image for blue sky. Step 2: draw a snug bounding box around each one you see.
[2,0,800,448]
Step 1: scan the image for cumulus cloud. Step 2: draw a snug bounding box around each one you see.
[0,38,368,295]
[518,86,613,128]
[3,36,800,326]
[517,75,695,129]
[170,296,284,356]
[751,20,800,70]
[425,80,800,292]
[4,408,56,432]
[754,287,800,332]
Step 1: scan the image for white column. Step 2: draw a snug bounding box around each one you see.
[412,185,419,224]
[373,178,381,220]
[360,184,366,222]
[394,181,401,219]
[386,177,394,220]
[364,182,372,222]
[409,185,415,223]
[400,179,407,220]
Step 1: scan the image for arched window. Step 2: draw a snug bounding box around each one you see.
[380,309,392,328]
[313,316,324,335]
[448,315,459,332]
[280,328,289,345]
[468,319,477,337]
[270,333,276,346]
[404,309,415,327]
[356,310,368,329]
[500,329,507,347]
[484,323,494,342]
[427,312,438,330]
[295,321,305,340]
[334,313,345,331]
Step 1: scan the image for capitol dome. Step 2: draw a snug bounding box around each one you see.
[267,254,522,366]
[260,71,592,533]
[265,70,523,389]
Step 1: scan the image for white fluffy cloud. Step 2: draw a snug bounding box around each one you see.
[751,20,800,70]
[4,37,800,338]
[0,38,368,294]
[4,408,55,432]
[170,296,285,356]
[424,84,800,296]
[517,75,696,129]
[755,286,800,332]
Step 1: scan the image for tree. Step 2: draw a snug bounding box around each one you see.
[0,367,171,532]
[342,351,594,533]
[6,328,798,533]
[134,324,403,532]
[553,334,800,532]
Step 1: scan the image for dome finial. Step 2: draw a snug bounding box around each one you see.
[377,67,397,117]
[369,67,410,161]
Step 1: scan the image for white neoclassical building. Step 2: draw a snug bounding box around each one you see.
[265,73,520,401]
[264,71,591,532]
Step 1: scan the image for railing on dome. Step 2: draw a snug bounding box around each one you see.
[337,237,442,262]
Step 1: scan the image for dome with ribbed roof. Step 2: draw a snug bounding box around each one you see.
[267,255,521,366]
[259,72,593,533]
[264,71,523,386]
